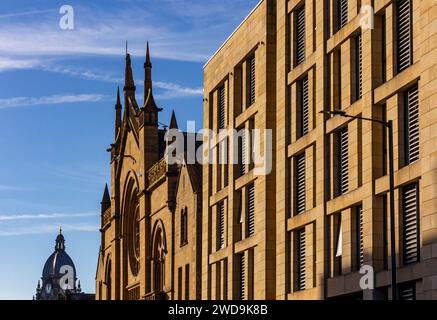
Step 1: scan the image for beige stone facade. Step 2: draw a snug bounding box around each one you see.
[203,0,437,300]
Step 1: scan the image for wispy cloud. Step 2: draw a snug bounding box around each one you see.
[0,223,99,237]
[0,93,107,109]
[0,1,259,62]
[0,9,56,19]
[0,58,41,72]
[0,185,25,192]
[155,81,203,99]
[0,212,98,222]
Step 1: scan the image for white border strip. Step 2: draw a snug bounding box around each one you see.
[203,0,264,69]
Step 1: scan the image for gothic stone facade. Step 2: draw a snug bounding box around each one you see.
[95,45,202,300]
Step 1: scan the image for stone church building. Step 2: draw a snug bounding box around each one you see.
[95,44,202,300]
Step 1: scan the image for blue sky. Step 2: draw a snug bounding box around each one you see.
[0,0,260,299]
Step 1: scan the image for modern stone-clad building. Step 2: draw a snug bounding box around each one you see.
[203,0,437,300]
[96,0,437,300]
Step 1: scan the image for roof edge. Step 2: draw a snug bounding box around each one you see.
[203,0,264,69]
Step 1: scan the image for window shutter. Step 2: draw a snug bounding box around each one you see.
[218,85,225,130]
[240,131,247,176]
[296,153,306,215]
[248,56,256,106]
[239,253,246,300]
[357,205,364,268]
[218,202,225,249]
[300,76,309,137]
[296,6,306,65]
[356,34,363,100]
[339,128,349,195]
[405,85,419,164]
[339,0,348,29]
[397,0,412,73]
[297,228,306,291]
[247,184,255,237]
[402,184,419,265]
[399,282,416,300]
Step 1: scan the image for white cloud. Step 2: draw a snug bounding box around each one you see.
[0,185,24,192]
[0,212,98,222]
[0,223,99,236]
[0,9,56,19]
[0,1,259,62]
[0,93,107,109]
[0,58,41,72]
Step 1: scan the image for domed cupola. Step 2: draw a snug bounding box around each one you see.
[37,228,79,300]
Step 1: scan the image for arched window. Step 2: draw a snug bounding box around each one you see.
[153,226,167,293]
[125,180,140,277]
[180,207,188,246]
[105,260,112,300]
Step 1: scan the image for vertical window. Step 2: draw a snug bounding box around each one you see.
[180,208,188,246]
[382,195,389,269]
[239,253,245,300]
[405,85,419,164]
[396,0,412,73]
[248,56,256,107]
[339,128,349,195]
[218,85,225,130]
[356,205,364,269]
[399,282,416,300]
[218,202,225,250]
[355,34,363,101]
[296,153,306,215]
[296,228,306,291]
[178,267,183,299]
[339,0,348,29]
[402,183,420,265]
[296,6,306,65]
[247,183,255,237]
[185,264,190,300]
[298,76,309,137]
[334,214,343,276]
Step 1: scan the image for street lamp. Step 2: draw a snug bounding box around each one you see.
[320,110,397,300]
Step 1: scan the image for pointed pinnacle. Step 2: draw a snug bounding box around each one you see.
[169,110,178,129]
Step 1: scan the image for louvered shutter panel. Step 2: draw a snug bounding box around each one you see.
[339,0,348,28]
[402,184,419,265]
[240,131,247,176]
[356,34,363,100]
[339,128,349,195]
[399,282,415,300]
[247,184,255,237]
[296,153,306,215]
[248,56,256,106]
[296,6,305,65]
[406,85,419,164]
[218,202,225,249]
[357,205,364,268]
[297,228,306,291]
[240,253,246,300]
[300,76,309,136]
[218,86,225,130]
[397,0,412,73]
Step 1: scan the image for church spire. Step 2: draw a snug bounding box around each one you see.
[124,48,136,101]
[115,87,122,138]
[101,184,111,214]
[144,41,154,104]
[169,110,178,129]
[142,42,162,126]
